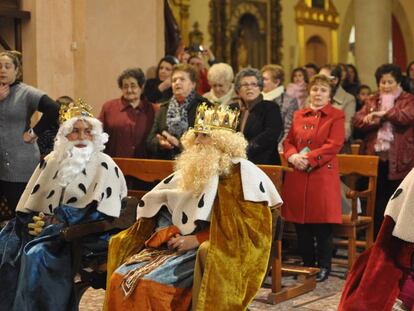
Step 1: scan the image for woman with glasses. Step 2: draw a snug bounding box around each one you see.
[203,63,236,107]
[235,67,283,165]
[98,68,154,158]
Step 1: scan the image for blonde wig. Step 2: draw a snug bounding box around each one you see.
[176,129,247,195]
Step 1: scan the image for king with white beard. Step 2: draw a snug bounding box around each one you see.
[0,100,127,311]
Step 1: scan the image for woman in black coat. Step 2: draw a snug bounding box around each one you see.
[235,67,283,165]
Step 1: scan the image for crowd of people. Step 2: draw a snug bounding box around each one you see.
[1,46,414,310]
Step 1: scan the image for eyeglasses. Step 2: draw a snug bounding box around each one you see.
[122,84,139,90]
[240,82,259,89]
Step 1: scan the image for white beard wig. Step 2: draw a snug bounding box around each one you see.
[53,117,109,187]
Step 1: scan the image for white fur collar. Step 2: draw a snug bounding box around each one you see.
[384,168,414,242]
[135,158,282,235]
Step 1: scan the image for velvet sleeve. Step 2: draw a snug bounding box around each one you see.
[352,97,381,132]
[195,226,210,244]
[32,95,60,135]
[384,94,414,127]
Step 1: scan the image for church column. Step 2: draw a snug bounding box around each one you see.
[354,0,392,88]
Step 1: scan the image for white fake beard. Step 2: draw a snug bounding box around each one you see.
[56,140,95,187]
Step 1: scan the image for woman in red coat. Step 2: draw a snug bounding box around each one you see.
[353,64,414,239]
[282,74,345,282]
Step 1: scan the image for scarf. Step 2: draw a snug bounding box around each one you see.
[262,85,284,101]
[374,86,402,152]
[166,90,196,138]
[204,85,235,107]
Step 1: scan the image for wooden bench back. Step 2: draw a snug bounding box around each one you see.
[114,158,290,196]
[114,158,174,198]
[337,154,379,220]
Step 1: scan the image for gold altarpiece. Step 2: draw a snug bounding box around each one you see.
[295,0,339,66]
[209,0,282,72]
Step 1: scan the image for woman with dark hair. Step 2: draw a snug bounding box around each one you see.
[99,68,154,158]
[353,63,414,238]
[342,64,361,97]
[286,67,308,108]
[0,50,59,219]
[143,55,178,103]
[147,63,208,160]
[235,67,283,165]
[402,61,414,95]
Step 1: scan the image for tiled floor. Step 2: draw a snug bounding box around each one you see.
[80,269,345,310]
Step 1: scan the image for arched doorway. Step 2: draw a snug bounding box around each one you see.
[305,36,327,67]
[231,13,264,71]
[392,15,407,70]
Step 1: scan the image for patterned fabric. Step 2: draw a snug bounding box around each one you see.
[16,151,127,217]
[106,208,197,311]
[166,90,196,138]
[121,248,175,297]
[136,158,282,235]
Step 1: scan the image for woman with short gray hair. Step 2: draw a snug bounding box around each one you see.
[234,67,264,92]
[235,67,283,165]
[203,63,236,106]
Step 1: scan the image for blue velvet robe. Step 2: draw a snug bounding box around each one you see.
[0,205,110,311]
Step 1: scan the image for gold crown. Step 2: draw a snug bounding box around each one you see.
[59,98,93,123]
[193,103,240,134]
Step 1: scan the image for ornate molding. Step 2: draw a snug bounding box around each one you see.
[295,0,339,29]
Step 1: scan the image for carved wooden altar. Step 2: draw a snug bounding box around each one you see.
[209,0,282,71]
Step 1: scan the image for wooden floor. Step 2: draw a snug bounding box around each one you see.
[79,268,346,310]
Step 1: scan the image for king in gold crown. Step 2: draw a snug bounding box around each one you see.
[59,98,93,123]
[193,103,240,134]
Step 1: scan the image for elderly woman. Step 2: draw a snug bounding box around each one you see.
[147,63,207,159]
[143,55,178,104]
[203,62,236,106]
[235,67,283,165]
[99,68,154,158]
[353,64,414,238]
[0,50,59,219]
[283,74,345,282]
[261,64,299,150]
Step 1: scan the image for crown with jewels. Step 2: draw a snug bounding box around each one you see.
[59,98,93,123]
[193,103,240,134]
